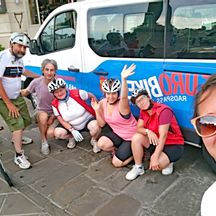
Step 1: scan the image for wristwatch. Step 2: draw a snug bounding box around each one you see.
[145,129,149,135]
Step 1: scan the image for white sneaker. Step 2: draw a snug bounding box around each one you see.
[67,138,76,149]
[14,152,31,169]
[125,165,145,181]
[90,138,101,153]
[162,163,173,175]
[22,136,33,145]
[12,136,33,145]
[41,141,50,155]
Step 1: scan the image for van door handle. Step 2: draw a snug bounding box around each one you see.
[93,71,108,76]
[68,66,80,72]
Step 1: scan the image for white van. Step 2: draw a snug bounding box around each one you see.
[24,0,216,151]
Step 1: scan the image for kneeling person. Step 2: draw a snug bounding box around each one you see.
[48,78,100,152]
[126,89,184,181]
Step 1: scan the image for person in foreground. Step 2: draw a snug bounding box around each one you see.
[125,89,184,180]
[191,74,216,173]
[190,75,216,216]
[0,32,39,169]
[48,78,101,152]
[91,64,137,167]
[21,59,58,155]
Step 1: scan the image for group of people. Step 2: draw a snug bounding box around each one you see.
[0,32,215,188]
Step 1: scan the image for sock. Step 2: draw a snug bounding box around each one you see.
[16,152,23,157]
[135,164,143,169]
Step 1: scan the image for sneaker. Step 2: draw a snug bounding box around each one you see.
[90,138,101,153]
[67,138,76,149]
[41,141,50,155]
[125,165,145,181]
[12,136,33,145]
[14,152,31,169]
[162,163,173,175]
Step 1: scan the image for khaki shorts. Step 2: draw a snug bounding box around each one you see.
[0,96,31,132]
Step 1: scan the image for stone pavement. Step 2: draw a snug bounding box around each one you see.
[0,114,216,216]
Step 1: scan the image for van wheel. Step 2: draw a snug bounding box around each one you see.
[202,143,216,174]
[22,77,37,109]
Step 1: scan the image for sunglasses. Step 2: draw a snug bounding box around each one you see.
[135,95,148,105]
[191,114,216,137]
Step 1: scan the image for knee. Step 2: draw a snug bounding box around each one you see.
[97,136,112,150]
[47,128,55,139]
[112,156,123,168]
[37,113,48,125]
[54,128,67,139]
[88,120,100,136]
[132,133,148,147]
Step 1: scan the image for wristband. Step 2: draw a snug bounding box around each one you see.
[145,129,149,135]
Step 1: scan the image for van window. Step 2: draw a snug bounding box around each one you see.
[88,1,165,58]
[39,11,77,54]
[166,0,216,59]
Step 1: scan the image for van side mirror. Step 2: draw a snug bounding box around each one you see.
[29,39,41,55]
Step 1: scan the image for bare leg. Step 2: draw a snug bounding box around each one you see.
[97,136,114,152]
[36,111,49,142]
[87,120,101,140]
[131,133,149,165]
[112,155,133,168]
[54,127,72,140]
[12,129,23,153]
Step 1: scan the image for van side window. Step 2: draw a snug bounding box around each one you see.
[166,0,216,59]
[39,11,77,54]
[88,1,165,58]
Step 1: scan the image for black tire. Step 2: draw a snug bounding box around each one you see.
[22,77,37,109]
[202,143,216,174]
[0,160,14,187]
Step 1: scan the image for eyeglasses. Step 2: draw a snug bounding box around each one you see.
[191,114,216,137]
[135,95,147,105]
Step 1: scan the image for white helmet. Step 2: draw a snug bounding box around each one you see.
[10,32,30,47]
[102,78,121,93]
[131,88,148,104]
[48,78,66,93]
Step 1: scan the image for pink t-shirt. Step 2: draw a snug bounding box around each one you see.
[101,98,137,141]
[27,76,54,113]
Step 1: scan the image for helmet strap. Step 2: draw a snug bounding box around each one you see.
[58,89,70,102]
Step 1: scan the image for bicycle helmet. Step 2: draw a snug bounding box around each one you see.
[48,78,66,93]
[102,78,121,93]
[131,88,148,104]
[10,32,30,47]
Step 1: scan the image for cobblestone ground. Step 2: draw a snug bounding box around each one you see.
[0,102,215,216]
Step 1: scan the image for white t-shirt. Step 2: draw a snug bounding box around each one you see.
[201,181,216,216]
[52,90,93,130]
[0,49,24,99]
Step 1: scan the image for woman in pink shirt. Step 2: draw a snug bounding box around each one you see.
[91,64,137,167]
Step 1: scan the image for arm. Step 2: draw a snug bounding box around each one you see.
[47,114,56,126]
[20,88,30,97]
[119,64,136,115]
[136,118,159,146]
[0,80,20,118]
[23,69,40,79]
[149,124,169,171]
[88,92,97,101]
[56,115,72,130]
[91,99,106,127]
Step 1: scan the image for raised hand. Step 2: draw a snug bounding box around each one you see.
[91,98,100,111]
[121,63,136,80]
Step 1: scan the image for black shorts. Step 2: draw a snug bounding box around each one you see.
[57,117,96,133]
[146,144,184,162]
[100,124,132,161]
